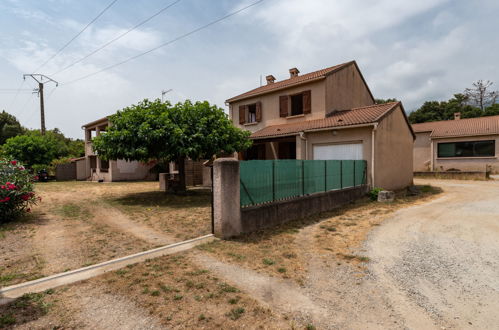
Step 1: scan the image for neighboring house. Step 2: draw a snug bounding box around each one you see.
[412,113,499,173]
[81,117,156,182]
[80,116,206,184]
[226,60,415,190]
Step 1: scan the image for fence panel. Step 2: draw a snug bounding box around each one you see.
[240,160,273,207]
[304,160,326,195]
[355,160,367,185]
[326,160,342,190]
[341,160,355,188]
[274,160,303,200]
[240,159,367,207]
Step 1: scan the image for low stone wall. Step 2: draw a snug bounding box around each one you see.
[212,158,369,239]
[240,185,368,234]
[414,171,488,180]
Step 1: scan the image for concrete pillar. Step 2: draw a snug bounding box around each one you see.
[159,173,168,191]
[213,158,241,238]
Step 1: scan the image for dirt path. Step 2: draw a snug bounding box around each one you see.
[366,179,499,329]
[89,202,174,246]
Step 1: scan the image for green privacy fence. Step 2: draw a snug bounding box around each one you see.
[240,159,367,207]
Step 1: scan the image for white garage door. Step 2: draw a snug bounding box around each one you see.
[313,143,363,160]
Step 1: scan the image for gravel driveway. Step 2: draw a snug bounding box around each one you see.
[367,179,499,329]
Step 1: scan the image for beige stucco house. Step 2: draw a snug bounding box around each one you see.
[80,117,156,182]
[412,113,499,173]
[226,61,415,190]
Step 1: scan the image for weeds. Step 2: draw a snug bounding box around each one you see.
[226,307,245,320]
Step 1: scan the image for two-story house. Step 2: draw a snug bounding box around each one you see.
[80,116,156,182]
[226,61,415,190]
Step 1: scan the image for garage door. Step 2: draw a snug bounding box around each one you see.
[313,143,363,160]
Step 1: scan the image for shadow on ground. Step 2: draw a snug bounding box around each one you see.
[0,292,51,328]
[108,188,211,209]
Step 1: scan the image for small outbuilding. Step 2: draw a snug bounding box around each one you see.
[412,113,499,173]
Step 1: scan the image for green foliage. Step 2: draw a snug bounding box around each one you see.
[369,187,383,201]
[408,94,482,123]
[375,98,398,104]
[93,99,252,162]
[0,110,24,145]
[0,159,38,222]
[409,93,499,123]
[1,129,84,168]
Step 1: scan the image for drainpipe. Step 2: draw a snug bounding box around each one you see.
[371,123,378,188]
[299,131,307,160]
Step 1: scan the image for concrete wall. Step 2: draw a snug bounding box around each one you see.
[229,79,326,133]
[110,160,155,181]
[212,158,368,238]
[76,159,86,180]
[324,64,374,111]
[431,135,499,174]
[374,105,414,190]
[413,132,432,171]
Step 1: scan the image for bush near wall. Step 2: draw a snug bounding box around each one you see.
[0,159,38,222]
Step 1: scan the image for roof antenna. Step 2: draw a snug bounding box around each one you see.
[259,74,262,87]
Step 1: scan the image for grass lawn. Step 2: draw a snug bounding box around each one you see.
[0,181,211,287]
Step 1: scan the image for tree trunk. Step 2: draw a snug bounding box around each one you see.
[177,156,187,193]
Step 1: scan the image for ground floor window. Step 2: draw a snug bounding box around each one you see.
[437,140,495,157]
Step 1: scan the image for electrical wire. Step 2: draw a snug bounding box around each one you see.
[5,80,26,110]
[62,0,266,86]
[51,0,183,76]
[34,0,120,72]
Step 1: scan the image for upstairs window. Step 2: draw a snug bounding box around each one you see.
[438,140,495,158]
[247,104,257,123]
[279,90,311,117]
[239,102,262,125]
[290,94,304,116]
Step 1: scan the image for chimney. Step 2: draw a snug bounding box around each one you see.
[289,67,300,78]
[266,75,276,85]
[454,112,461,120]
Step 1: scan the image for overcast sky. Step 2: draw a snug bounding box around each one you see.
[1,0,498,138]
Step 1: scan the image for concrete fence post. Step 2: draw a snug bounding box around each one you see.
[213,158,241,239]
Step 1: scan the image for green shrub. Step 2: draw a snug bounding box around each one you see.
[0,159,38,222]
[369,187,383,201]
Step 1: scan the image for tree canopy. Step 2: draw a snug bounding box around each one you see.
[1,129,85,168]
[0,110,24,145]
[92,99,252,191]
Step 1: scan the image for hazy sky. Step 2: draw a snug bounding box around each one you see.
[1,0,498,138]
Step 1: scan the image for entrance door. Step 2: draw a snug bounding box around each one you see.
[313,143,363,160]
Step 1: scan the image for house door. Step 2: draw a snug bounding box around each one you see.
[313,143,363,160]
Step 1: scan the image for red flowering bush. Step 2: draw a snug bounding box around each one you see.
[0,159,38,222]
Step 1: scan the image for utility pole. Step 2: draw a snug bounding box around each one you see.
[161,89,172,102]
[23,74,58,135]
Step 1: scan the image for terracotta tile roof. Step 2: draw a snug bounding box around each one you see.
[226,61,354,103]
[412,115,499,138]
[250,102,400,139]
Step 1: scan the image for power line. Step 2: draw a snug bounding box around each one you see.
[6,80,26,110]
[34,0,120,72]
[51,0,182,76]
[62,0,267,86]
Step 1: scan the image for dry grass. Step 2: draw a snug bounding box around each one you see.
[0,252,294,329]
[0,181,211,286]
[198,185,442,283]
[105,186,212,241]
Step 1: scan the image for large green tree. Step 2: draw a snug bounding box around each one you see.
[93,99,252,192]
[0,110,24,144]
[408,94,482,123]
[1,129,84,167]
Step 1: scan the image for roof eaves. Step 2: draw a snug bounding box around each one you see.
[374,102,416,140]
[226,76,326,103]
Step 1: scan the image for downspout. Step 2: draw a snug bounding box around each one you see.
[299,132,307,160]
[371,123,378,188]
[430,139,434,171]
